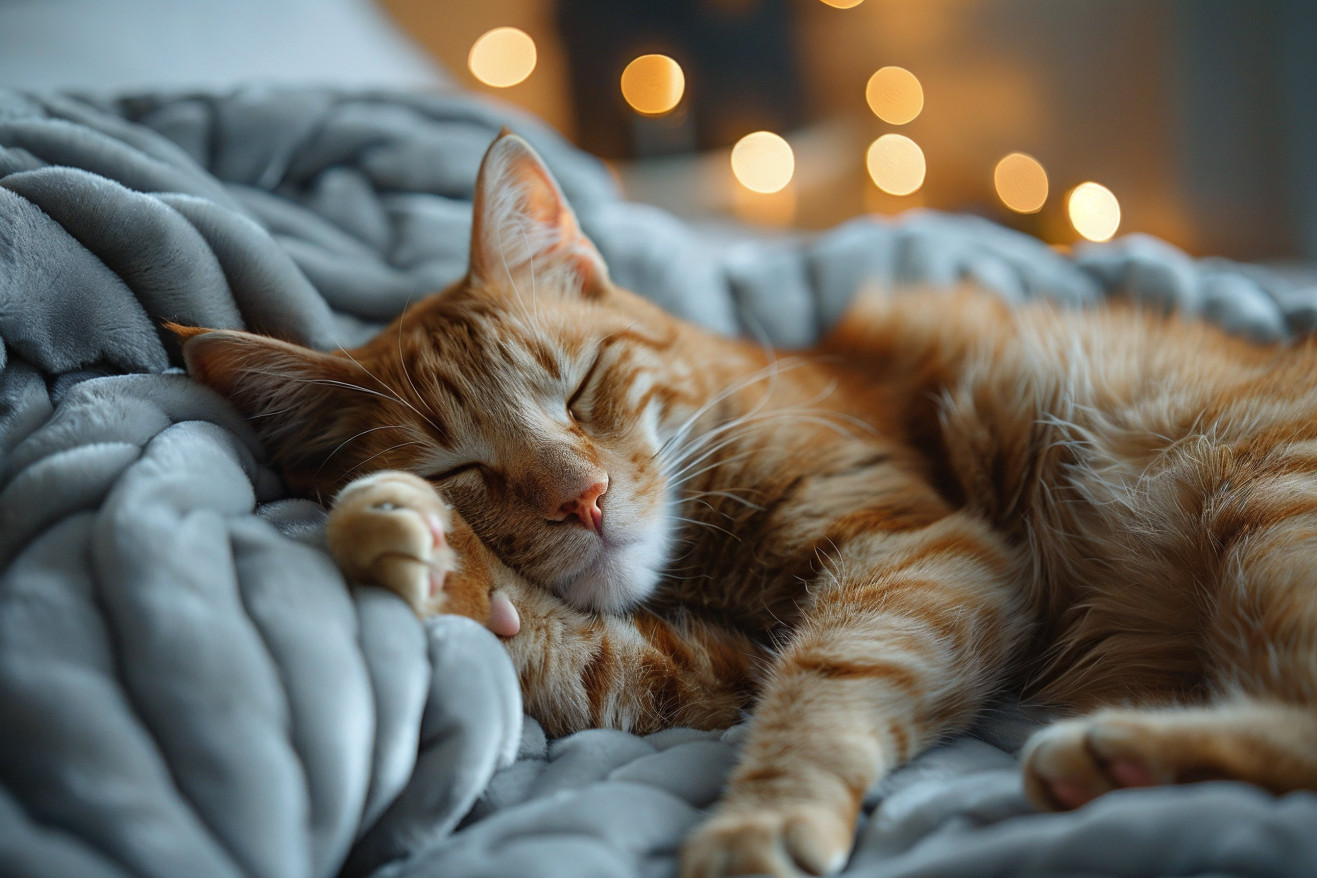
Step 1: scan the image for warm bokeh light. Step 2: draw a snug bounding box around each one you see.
[818,0,865,7]
[620,54,686,116]
[994,152,1049,214]
[732,183,798,228]
[1068,182,1121,242]
[468,27,537,88]
[731,131,795,194]
[866,134,926,196]
[865,67,924,125]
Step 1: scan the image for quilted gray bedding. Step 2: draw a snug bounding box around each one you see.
[2,86,1316,878]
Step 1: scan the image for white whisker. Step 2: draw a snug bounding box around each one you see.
[341,438,427,479]
[655,356,811,462]
[669,449,760,491]
[330,346,446,437]
[395,297,431,422]
[670,515,742,541]
[524,226,540,323]
[685,488,765,512]
[315,423,415,481]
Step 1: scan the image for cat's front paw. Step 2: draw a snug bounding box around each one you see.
[680,804,851,878]
[326,471,458,616]
[327,471,506,627]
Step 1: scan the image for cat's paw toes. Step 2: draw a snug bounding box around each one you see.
[680,805,851,878]
[1021,714,1175,811]
[326,471,460,617]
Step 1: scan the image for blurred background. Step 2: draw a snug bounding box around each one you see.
[380,0,1317,263]
[1,0,1312,263]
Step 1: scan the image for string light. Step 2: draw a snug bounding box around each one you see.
[994,152,1049,214]
[866,134,925,196]
[620,54,686,116]
[468,27,537,88]
[731,132,795,194]
[1068,182,1121,242]
[865,67,923,125]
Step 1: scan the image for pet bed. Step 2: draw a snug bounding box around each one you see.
[1,86,1315,878]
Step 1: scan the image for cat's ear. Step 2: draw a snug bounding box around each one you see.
[468,131,610,298]
[169,324,369,492]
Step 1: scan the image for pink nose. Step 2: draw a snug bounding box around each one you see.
[559,480,607,533]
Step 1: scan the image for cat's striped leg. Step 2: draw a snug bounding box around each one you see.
[681,513,1027,878]
[1022,700,1317,810]
[502,584,763,736]
[1025,502,1317,809]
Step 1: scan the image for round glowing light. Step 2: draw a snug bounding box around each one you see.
[866,134,926,196]
[620,54,686,116]
[818,0,865,7]
[1067,182,1121,242]
[468,27,537,88]
[865,66,924,125]
[730,131,795,194]
[993,152,1049,214]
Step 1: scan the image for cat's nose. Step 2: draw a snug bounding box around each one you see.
[558,478,608,534]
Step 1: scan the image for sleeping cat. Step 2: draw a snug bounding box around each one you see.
[173,132,1317,878]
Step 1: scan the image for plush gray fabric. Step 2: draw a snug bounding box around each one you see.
[1,86,1315,878]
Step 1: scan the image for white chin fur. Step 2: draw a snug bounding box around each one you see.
[553,526,669,615]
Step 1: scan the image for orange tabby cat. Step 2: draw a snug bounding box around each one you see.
[174,132,1317,878]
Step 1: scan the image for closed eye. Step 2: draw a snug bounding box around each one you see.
[568,349,604,420]
[429,462,481,481]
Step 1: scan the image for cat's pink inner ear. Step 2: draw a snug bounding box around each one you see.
[487,589,521,637]
[469,133,609,296]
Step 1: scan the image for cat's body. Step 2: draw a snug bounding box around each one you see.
[177,134,1317,878]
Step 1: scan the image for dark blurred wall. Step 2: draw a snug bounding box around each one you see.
[1176,1,1317,260]
[557,0,806,158]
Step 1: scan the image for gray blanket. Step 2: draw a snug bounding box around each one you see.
[2,86,1315,878]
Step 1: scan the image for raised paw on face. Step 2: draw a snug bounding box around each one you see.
[326,471,518,635]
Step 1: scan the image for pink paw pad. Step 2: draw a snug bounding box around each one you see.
[1108,758,1155,788]
[1046,778,1100,810]
[426,514,446,549]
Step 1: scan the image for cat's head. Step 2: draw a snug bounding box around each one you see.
[176,132,708,613]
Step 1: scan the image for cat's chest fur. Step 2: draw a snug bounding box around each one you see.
[654,368,949,637]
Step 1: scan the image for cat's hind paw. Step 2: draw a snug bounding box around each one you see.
[680,804,851,878]
[1018,705,1301,811]
[1020,715,1153,811]
[326,471,473,619]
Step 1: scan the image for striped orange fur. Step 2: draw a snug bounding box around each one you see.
[177,133,1317,878]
